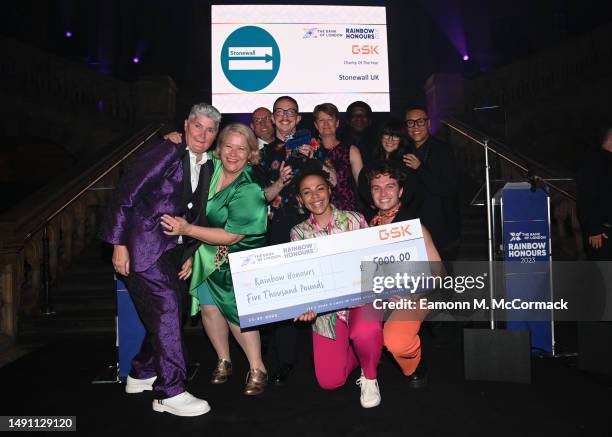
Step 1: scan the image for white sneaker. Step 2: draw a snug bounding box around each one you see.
[152,391,211,417]
[356,372,381,409]
[125,375,157,394]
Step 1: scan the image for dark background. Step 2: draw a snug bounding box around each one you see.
[2,0,611,117]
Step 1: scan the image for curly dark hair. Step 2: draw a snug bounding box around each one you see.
[365,160,407,186]
[294,159,332,192]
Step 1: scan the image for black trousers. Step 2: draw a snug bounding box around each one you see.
[264,214,307,368]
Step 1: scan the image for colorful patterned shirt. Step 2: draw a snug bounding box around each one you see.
[313,140,357,211]
[260,137,312,243]
[261,137,308,220]
[290,206,368,339]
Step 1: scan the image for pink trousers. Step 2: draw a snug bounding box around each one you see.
[312,306,383,390]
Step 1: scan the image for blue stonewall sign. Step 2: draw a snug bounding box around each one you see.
[221,26,281,91]
[117,279,145,380]
[502,183,553,353]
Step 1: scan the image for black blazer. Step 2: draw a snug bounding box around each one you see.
[391,206,419,224]
[181,158,214,263]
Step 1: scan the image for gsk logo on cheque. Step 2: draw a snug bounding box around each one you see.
[378,225,411,240]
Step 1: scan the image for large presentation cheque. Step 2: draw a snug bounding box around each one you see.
[229,219,428,328]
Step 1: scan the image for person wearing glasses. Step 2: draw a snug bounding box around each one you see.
[357,119,423,222]
[403,106,460,262]
[371,118,410,162]
[250,107,275,149]
[258,95,312,386]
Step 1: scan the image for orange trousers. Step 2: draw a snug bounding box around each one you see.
[383,306,428,376]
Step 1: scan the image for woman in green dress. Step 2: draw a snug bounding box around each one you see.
[161,123,268,395]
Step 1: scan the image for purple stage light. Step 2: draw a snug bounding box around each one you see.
[65,31,72,38]
[463,54,469,61]
[132,57,140,64]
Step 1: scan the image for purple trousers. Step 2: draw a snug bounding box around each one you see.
[124,246,187,399]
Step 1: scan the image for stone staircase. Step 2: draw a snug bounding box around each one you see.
[18,241,116,343]
[458,204,488,261]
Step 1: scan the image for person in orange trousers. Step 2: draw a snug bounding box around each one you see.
[365,161,442,387]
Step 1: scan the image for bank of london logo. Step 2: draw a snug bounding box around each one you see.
[303,28,318,38]
[241,254,257,267]
[221,26,281,92]
[509,232,523,242]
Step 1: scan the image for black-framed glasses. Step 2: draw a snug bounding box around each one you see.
[273,108,298,118]
[382,134,401,141]
[405,118,428,128]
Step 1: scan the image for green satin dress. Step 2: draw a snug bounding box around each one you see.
[189,156,268,325]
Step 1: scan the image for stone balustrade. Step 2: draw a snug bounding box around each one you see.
[0,125,162,343]
[0,36,176,346]
[446,125,581,260]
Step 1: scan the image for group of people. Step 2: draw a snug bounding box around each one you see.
[99,96,460,416]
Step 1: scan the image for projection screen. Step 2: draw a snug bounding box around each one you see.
[211,5,390,113]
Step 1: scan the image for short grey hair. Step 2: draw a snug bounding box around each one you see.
[188,102,222,129]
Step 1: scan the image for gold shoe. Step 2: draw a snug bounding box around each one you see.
[244,368,267,395]
[211,359,232,384]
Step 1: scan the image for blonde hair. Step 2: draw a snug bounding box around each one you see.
[215,123,261,165]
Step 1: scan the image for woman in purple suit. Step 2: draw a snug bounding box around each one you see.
[99,102,221,417]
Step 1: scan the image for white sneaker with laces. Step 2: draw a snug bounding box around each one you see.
[125,375,157,394]
[356,372,381,408]
[152,391,211,417]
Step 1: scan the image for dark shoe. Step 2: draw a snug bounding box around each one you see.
[271,364,294,386]
[406,361,427,389]
[211,359,232,384]
[244,369,268,395]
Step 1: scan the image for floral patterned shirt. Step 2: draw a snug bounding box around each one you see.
[261,137,310,220]
[261,136,319,244]
[313,140,356,211]
[290,206,368,339]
